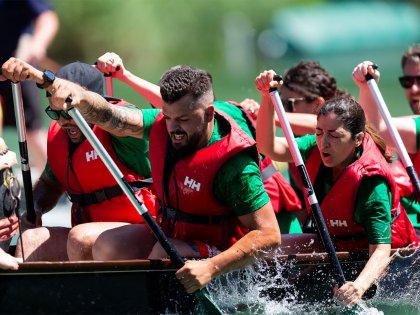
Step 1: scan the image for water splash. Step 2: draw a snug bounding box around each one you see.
[202,246,420,315]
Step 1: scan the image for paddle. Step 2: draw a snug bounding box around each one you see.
[103,72,114,97]
[93,62,120,98]
[10,82,35,224]
[364,66,420,197]
[66,103,223,315]
[268,75,346,287]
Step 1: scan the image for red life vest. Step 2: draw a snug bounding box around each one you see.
[47,107,156,226]
[392,151,420,198]
[305,133,418,249]
[390,152,420,230]
[149,111,258,250]
[227,101,302,214]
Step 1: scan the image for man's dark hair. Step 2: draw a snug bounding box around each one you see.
[283,60,347,101]
[401,44,420,69]
[159,65,215,104]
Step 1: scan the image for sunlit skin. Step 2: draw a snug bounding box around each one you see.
[55,116,85,144]
[403,59,420,115]
[281,86,312,114]
[47,99,85,144]
[162,94,214,156]
[315,113,363,179]
[281,85,325,115]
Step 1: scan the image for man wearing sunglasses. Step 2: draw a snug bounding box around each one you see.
[352,44,420,237]
[0,59,158,261]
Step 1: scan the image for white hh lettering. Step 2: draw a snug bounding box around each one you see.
[329,219,348,228]
[86,150,99,162]
[184,176,201,192]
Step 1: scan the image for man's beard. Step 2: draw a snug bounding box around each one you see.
[170,129,205,160]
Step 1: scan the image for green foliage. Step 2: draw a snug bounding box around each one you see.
[48,0,416,111]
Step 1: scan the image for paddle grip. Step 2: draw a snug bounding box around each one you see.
[18,139,35,223]
[269,74,283,93]
[364,63,378,81]
[22,169,35,223]
[103,67,120,77]
[140,211,185,268]
[406,166,420,199]
[93,61,120,77]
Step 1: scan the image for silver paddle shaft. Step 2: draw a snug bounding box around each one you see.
[11,83,29,170]
[269,90,318,206]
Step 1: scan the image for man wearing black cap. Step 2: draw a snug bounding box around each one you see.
[1,58,157,261]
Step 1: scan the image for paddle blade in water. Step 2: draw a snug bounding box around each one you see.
[195,288,223,315]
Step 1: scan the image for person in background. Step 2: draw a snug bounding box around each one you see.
[0,0,59,170]
[255,69,418,305]
[352,47,420,236]
[0,217,20,270]
[1,59,157,262]
[0,137,23,270]
[95,52,303,234]
[245,61,350,229]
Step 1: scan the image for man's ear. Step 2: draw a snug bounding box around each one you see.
[205,105,215,122]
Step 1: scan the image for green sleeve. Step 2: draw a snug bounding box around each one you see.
[141,108,161,140]
[109,136,152,177]
[214,101,254,138]
[214,150,270,216]
[296,134,317,163]
[413,117,420,150]
[108,108,160,177]
[354,175,392,244]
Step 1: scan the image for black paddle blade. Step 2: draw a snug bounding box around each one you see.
[195,288,223,315]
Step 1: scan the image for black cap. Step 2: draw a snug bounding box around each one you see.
[55,62,103,95]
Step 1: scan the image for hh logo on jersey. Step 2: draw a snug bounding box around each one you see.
[329,219,348,228]
[86,150,99,162]
[184,176,201,192]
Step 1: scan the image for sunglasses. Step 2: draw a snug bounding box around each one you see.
[45,106,72,120]
[399,75,420,89]
[281,97,306,113]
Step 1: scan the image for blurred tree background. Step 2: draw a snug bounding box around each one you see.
[47,0,420,111]
[3,0,420,152]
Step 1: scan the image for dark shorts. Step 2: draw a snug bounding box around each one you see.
[0,80,43,130]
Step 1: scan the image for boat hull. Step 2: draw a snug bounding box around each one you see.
[0,248,417,314]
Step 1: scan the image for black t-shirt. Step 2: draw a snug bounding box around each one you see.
[0,0,52,63]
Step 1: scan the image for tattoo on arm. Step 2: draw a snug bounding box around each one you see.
[78,92,144,137]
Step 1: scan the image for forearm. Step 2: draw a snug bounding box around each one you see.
[31,11,59,52]
[256,95,292,162]
[358,84,389,139]
[256,95,279,158]
[45,77,145,138]
[120,70,163,108]
[285,113,317,136]
[208,228,280,278]
[33,175,64,214]
[75,89,145,137]
[353,244,391,293]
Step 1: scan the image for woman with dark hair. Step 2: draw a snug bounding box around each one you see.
[241,60,350,123]
[255,70,418,305]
